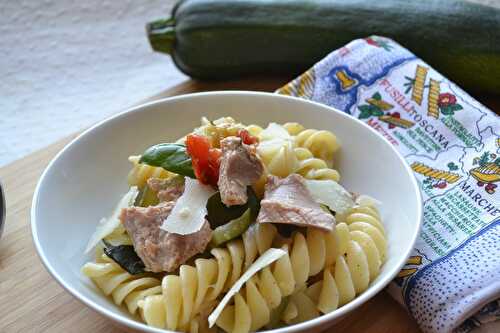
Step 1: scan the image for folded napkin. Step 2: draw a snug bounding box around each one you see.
[277,36,500,333]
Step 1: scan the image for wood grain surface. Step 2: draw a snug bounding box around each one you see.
[1,76,499,333]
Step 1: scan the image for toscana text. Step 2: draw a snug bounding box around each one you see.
[380,78,450,149]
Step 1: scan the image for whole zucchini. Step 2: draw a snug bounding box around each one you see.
[147,0,500,94]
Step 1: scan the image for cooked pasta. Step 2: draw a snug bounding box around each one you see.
[215,228,334,332]
[257,134,297,179]
[215,204,386,332]
[284,123,340,167]
[82,247,162,315]
[127,155,173,188]
[282,122,305,136]
[294,147,340,182]
[245,124,263,137]
[192,117,245,148]
[133,224,278,331]
[284,291,320,325]
[83,116,388,333]
[138,296,216,333]
[295,129,339,167]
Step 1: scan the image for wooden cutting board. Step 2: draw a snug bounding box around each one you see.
[3,76,498,333]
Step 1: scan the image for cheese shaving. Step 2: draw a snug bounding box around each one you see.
[85,186,139,253]
[161,178,216,235]
[208,248,287,327]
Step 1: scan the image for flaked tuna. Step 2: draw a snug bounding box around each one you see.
[257,174,335,231]
[120,202,211,272]
[217,136,264,206]
[147,176,185,202]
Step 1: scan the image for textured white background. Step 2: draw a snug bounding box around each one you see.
[2,0,498,167]
[0,0,184,166]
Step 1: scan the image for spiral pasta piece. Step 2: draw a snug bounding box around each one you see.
[294,147,340,182]
[137,223,278,332]
[215,228,333,332]
[127,155,173,188]
[311,203,385,312]
[245,124,264,137]
[217,204,386,332]
[82,247,162,315]
[282,122,305,136]
[339,202,386,262]
[258,140,298,178]
[295,128,339,166]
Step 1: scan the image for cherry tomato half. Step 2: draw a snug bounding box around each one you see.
[186,134,221,186]
[237,129,258,145]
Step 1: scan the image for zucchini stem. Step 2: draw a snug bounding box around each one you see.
[146,18,176,54]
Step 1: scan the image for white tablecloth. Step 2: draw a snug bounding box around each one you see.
[0,0,185,166]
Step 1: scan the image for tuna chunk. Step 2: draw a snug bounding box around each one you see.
[147,176,185,202]
[257,174,335,231]
[218,137,264,206]
[120,202,212,272]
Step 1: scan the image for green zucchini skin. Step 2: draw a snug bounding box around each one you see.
[148,0,500,94]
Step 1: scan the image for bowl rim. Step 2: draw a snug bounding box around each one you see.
[31,90,423,333]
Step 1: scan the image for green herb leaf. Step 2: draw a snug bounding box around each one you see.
[206,187,259,228]
[372,92,382,100]
[139,143,195,178]
[102,240,145,275]
[450,104,463,111]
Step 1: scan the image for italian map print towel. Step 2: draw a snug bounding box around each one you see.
[278,36,500,333]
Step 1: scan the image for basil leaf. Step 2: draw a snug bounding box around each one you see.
[102,240,145,275]
[139,143,195,178]
[206,187,259,229]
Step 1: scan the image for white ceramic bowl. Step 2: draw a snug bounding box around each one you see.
[32,91,422,333]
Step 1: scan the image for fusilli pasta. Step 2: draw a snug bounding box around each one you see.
[127,155,173,188]
[282,122,305,136]
[256,123,340,182]
[82,247,162,315]
[215,203,386,332]
[294,147,340,182]
[295,129,339,167]
[245,124,263,137]
[192,117,245,148]
[257,141,297,179]
[134,223,278,331]
[84,117,389,333]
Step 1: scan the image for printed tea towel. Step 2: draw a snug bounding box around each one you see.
[278,36,500,333]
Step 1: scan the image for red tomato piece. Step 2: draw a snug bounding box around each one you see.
[186,134,221,186]
[237,129,258,145]
[186,134,210,184]
[206,148,221,185]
